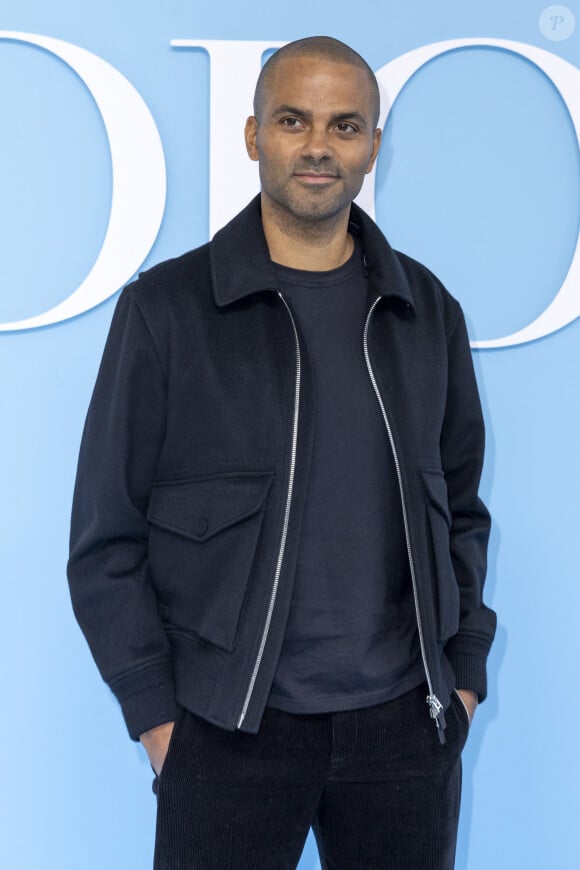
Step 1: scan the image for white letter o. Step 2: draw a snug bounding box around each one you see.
[0,31,166,332]
[371,39,580,349]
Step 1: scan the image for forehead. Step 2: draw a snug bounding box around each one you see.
[262,56,375,118]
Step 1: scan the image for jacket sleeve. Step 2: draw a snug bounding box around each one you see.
[441,306,496,701]
[67,285,178,740]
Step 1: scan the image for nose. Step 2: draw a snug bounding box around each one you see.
[302,124,333,160]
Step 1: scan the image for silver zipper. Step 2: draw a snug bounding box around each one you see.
[237,292,301,728]
[363,296,445,735]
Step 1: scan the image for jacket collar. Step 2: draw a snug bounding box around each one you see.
[210,194,416,314]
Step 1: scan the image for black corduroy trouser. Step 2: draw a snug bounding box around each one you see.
[153,683,469,870]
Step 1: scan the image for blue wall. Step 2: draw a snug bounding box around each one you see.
[1,2,579,867]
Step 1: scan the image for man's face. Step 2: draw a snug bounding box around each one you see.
[245,56,381,226]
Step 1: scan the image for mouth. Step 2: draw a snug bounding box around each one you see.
[293,173,339,185]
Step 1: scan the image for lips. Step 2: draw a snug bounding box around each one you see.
[293,172,338,184]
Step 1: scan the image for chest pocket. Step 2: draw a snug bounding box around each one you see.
[147,471,274,652]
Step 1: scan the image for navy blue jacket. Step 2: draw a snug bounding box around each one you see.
[68,196,496,741]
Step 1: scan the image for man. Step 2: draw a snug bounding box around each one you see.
[68,36,496,869]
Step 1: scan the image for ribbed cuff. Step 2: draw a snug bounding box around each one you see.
[109,659,178,740]
[444,650,488,702]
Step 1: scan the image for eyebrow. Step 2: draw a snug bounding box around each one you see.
[270,105,369,128]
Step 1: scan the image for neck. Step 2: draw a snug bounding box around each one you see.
[260,196,354,271]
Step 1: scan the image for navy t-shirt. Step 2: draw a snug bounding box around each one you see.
[268,239,424,714]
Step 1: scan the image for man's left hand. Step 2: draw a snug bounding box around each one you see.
[456,689,478,726]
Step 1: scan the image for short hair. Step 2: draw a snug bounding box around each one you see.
[253,36,380,128]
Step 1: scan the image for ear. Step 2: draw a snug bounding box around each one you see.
[365,128,382,174]
[244,116,259,162]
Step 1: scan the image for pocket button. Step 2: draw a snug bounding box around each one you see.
[194,516,209,536]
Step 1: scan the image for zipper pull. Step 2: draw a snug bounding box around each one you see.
[427,694,447,745]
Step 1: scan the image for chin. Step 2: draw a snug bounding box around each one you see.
[288,195,347,222]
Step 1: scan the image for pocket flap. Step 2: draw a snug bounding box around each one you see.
[147,471,274,541]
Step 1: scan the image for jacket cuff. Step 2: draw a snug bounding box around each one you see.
[444,650,488,702]
[109,660,178,741]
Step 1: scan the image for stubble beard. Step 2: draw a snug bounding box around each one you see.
[263,178,362,246]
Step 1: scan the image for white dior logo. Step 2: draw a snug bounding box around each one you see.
[1,32,579,349]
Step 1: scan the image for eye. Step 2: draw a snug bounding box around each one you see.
[335,121,358,135]
[280,116,305,130]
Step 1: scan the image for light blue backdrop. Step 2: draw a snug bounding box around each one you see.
[1,2,579,868]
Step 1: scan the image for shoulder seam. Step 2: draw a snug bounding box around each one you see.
[127,285,169,383]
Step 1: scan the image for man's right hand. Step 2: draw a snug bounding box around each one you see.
[139,721,175,776]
